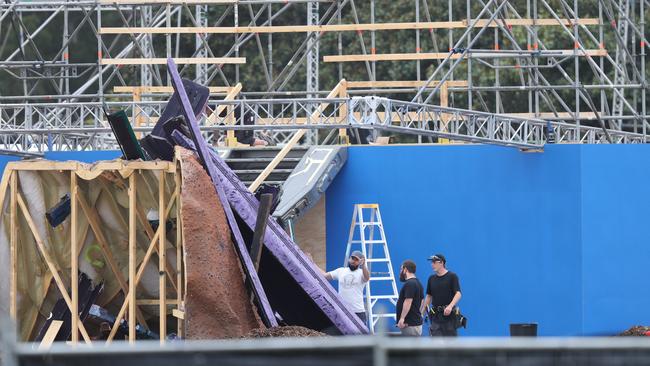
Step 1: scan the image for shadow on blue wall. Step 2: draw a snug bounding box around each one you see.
[325,144,650,336]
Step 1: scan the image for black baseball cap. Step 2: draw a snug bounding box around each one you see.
[427,254,446,264]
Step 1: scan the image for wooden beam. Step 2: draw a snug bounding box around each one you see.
[100,0,236,4]
[113,86,232,94]
[250,194,272,271]
[347,80,468,88]
[16,193,92,344]
[76,188,149,328]
[99,18,599,34]
[136,205,178,291]
[106,190,178,344]
[70,172,79,344]
[100,57,245,65]
[248,79,345,192]
[324,49,607,62]
[136,299,179,305]
[128,173,136,343]
[9,171,17,321]
[38,320,63,350]
[439,82,450,144]
[206,82,242,126]
[172,309,184,320]
[158,171,167,344]
[8,160,175,172]
[174,163,184,339]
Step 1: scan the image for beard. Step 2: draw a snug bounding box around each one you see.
[348,263,359,271]
[399,271,406,282]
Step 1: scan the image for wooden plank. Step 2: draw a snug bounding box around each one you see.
[338,79,348,143]
[70,172,79,344]
[174,164,184,338]
[136,205,178,291]
[9,160,175,172]
[16,193,93,344]
[128,173,136,343]
[206,82,243,126]
[9,171,17,321]
[323,49,607,62]
[76,190,150,328]
[347,80,468,88]
[248,79,345,192]
[100,57,245,65]
[158,171,167,344]
[99,18,598,34]
[100,0,236,4]
[439,82,450,144]
[172,309,184,320]
[105,190,177,344]
[113,86,232,93]
[250,194,272,271]
[136,299,179,305]
[37,320,64,350]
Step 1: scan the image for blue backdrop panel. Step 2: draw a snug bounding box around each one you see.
[0,155,22,175]
[325,144,637,336]
[44,151,122,162]
[580,145,650,335]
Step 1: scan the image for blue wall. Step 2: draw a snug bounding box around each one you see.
[325,144,650,336]
[0,155,22,175]
[44,150,121,162]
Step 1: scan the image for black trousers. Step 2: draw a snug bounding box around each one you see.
[429,318,457,337]
[356,312,367,325]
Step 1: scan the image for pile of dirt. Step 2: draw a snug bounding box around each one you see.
[618,326,650,336]
[243,326,327,338]
[179,149,263,339]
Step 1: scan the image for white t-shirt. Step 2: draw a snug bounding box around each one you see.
[328,267,367,313]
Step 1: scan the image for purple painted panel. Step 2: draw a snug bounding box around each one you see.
[167,59,277,327]
[172,131,368,335]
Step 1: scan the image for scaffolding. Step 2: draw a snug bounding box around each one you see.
[0,0,648,151]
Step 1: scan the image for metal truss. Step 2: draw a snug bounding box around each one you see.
[0,0,648,151]
[1,96,646,152]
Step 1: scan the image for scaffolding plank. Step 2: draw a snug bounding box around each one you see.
[324,49,608,62]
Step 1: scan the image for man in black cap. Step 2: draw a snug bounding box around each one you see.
[421,253,462,336]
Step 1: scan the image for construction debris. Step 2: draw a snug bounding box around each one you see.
[619,326,650,337]
[243,326,327,338]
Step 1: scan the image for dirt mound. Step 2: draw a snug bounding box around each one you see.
[244,326,327,338]
[618,326,650,336]
[179,148,263,339]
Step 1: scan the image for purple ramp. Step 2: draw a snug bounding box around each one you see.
[167,58,277,328]
[172,131,369,335]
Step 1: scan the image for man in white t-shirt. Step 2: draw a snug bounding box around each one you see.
[322,250,370,324]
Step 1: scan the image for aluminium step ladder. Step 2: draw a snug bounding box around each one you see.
[344,204,399,333]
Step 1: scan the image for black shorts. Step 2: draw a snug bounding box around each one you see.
[429,318,457,337]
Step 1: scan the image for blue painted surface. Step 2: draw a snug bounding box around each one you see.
[44,150,122,162]
[0,155,22,174]
[325,144,650,336]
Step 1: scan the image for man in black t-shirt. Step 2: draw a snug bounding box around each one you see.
[396,260,424,336]
[421,253,462,336]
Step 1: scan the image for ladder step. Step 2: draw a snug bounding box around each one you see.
[366,258,390,263]
[355,222,382,226]
[370,272,391,276]
[349,240,385,244]
[372,313,397,318]
[370,277,394,281]
[369,295,398,299]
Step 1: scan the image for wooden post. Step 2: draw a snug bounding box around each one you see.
[70,172,79,344]
[338,79,349,144]
[9,170,17,321]
[439,81,450,144]
[38,320,63,350]
[133,87,143,138]
[128,172,137,343]
[158,171,166,343]
[250,194,272,271]
[174,166,184,338]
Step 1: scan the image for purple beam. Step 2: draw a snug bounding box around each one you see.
[172,131,368,335]
[167,58,277,328]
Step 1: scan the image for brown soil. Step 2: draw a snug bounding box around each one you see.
[618,326,650,336]
[243,326,327,338]
[179,148,263,339]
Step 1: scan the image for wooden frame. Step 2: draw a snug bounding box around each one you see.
[1,160,184,345]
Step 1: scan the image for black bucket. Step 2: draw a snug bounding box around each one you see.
[510,323,538,336]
